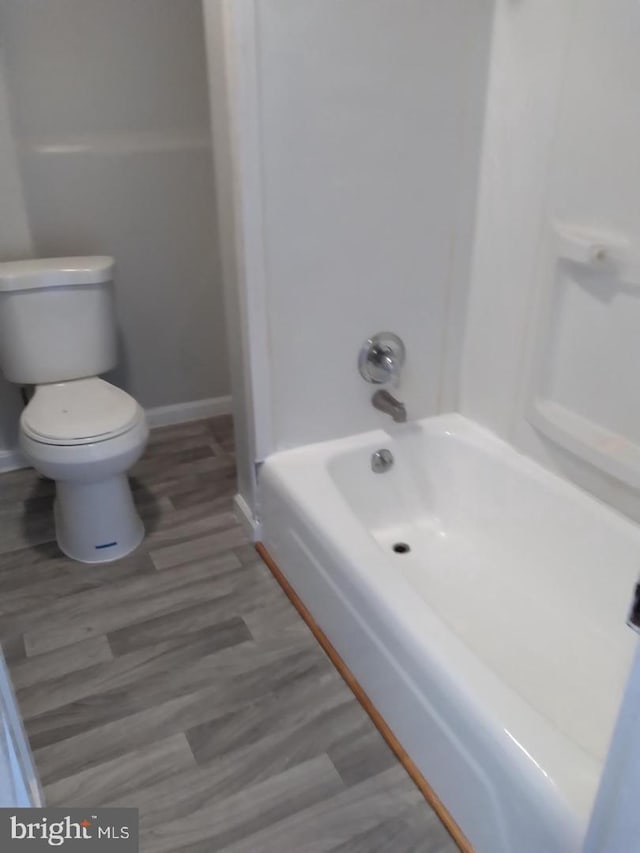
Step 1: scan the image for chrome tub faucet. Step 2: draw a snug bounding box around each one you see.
[371,389,407,423]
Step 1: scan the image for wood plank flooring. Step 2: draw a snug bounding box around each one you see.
[0,416,457,853]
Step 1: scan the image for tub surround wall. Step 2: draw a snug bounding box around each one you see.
[249,0,492,452]
[202,1,261,525]
[0,0,230,464]
[461,0,575,437]
[461,0,640,521]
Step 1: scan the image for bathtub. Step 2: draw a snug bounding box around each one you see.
[259,414,640,853]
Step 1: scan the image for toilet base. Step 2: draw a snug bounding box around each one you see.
[54,474,144,564]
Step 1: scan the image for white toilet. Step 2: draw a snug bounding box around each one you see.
[0,257,149,564]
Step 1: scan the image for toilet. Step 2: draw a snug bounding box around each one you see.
[0,257,149,563]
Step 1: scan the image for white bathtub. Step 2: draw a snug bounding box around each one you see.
[260,414,640,853]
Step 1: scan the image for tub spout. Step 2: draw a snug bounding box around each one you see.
[371,389,407,423]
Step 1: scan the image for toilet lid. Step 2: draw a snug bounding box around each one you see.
[21,378,141,445]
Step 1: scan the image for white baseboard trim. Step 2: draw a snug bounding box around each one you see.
[0,395,233,473]
[0,448,27,474]
[145,395,232,429]
[234,493,262,542]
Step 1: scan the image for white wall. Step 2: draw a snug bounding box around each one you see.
[0,0,229,453]
[248,0,492,452]
[0,46,33,460]
[461,0,640,523]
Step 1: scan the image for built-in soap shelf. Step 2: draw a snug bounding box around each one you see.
[528,221,640,489]
[530,401,640,490]
[554,221,640,284]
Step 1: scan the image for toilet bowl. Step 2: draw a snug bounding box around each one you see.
[0,256,149,564]
[19,378,149,563]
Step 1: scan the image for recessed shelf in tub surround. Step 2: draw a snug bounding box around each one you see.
[527,221,640,491]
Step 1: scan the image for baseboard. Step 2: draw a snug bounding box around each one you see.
[234,493,262,541]
[0,448,28,474]
[145,395,232,429]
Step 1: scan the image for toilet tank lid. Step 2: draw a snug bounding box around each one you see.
[0,257,114,291]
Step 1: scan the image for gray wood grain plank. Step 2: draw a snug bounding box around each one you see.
[233,543,259,565]
[22,552,242,655]
[146,420,212,445]
[327,721,398,787]
[186,665,349,765]
[131,444,216,479]
[110,697,364,829]
[108,560,286,658]
[107,577,269,656]
[0,541,60,577]
[145,508,238,549]
[141,755,344,853]
[32,685,227,785]
[214,766,423,853]
[31,638,330,785]
[241,586,312,642]
[0,553,157,619]
[45,733,196,808]
[0,547,155,596]
[207,413,233,437]
[150,526,248,571]
[19,619,250,722]
[327,802,458,853]
[0,514,55,555]
[27,638,328,753]
[1,633,25,664]
[168,472,238,510]
[131,455,233,496]
[143,434,218,459]
[11,636,113,691]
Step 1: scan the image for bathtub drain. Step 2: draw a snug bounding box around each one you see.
[392,542,410,554]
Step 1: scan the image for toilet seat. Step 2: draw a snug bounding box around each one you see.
[21,377,142,446]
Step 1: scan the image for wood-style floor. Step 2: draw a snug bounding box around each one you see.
[0,416,456,853]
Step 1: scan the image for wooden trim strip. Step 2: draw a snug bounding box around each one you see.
[255,542,473,853]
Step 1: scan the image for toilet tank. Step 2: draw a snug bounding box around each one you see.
[0,257,118,385]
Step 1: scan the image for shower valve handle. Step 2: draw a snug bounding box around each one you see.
[358,332,406,385]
